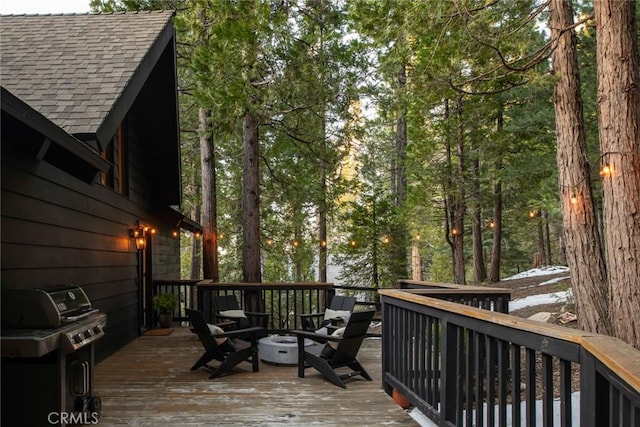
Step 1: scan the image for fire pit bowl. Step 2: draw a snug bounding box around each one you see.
[258,336,315,365]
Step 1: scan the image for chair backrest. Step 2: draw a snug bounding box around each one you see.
[186,308,225,360]
[331,310,375,365]
[214,294,240,312]
[328,295,356,311]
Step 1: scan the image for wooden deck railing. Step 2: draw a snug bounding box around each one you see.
[397,279,512,313]
[153,280,337,334]
[153,279,200,323]
[380,289,640,427]
[195,281,335,333]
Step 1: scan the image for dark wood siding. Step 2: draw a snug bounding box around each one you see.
[1,131,180,361]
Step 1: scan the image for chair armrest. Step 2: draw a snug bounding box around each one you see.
[299,312,323,320]
[215,320,237,329]
[216,314,242,321]
[189,319,237,334]
[290,329,342,345]
[216,320,237,327]
[212,326,266,340]
[299,312,325,331]
[245,312,270,319]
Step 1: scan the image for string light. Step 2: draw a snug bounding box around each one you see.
[320,240,327,248]
[599,164,613,178]
[451,228,459,236]
[570,192,579,205]
[559,150,628,191]
[382,235,390,244]
[488,221,495,229]
[350,240,357,247]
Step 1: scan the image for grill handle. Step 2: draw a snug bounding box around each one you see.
[70,361,90,397]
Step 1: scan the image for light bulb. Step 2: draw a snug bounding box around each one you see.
[600,164,613,177]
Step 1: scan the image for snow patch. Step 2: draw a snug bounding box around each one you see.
[504,266,569,281]
[538,275,571,286]
[408,393,581,426]
[509,289,572,311]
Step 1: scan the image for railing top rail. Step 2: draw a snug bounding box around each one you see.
[380,288,640,393]
[154,279,201,284]
[398,279,509,293]
[195,281,334,290]
[334,284,379,292]
[399,288,511,297]
[381,289,587,342]
[581,334,640,391]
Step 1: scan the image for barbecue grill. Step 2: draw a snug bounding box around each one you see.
[1,285,106,426]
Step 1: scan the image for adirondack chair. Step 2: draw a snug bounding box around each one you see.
[213,294,270,331]
[292,310,375,388]
[299,295,357,332]
[186,308,265,379]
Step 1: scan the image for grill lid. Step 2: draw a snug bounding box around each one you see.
[2,285,96,329]
[1,312,106,357]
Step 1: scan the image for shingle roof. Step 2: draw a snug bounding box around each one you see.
[0,11,174,136]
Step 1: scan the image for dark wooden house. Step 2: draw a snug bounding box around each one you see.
[0,11,199,360]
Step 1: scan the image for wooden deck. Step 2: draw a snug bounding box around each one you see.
[94,326,417,426]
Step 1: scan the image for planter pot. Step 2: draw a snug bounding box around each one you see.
[392,388,412,409]
[158,313,173,328]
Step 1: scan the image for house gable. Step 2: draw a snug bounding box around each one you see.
[0,11,181,205]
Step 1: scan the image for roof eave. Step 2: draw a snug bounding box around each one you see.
[1,86,111,182]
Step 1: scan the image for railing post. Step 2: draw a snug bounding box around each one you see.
[580,348,597,427]
[197,284,212,323]
[380,297,393,396]
[440,319,458,424]
[326,287,335,307]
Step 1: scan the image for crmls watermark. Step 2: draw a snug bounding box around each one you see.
[48,412,99,425]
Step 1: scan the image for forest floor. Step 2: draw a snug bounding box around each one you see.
[481,266,577,328]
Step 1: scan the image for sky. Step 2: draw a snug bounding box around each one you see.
[0,0,91,14]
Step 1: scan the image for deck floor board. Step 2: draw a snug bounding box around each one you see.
[94,327,416,426]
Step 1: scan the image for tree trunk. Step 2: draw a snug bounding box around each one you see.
[544,211,552,265]
[242,111,262,283]
[444,96,466,285]
[199,108,219,281]
[242,111,263,314]
[489,109,504,282]
[471,137,487,283]
[190,203,201,280]
[411,241,422,280]
[318,120,328,283]
[550,0,610,334]
[488,175,502,282]
[537,216,546,266]
[318,192,327,282]
[391,64,409,280]
[595,0,640,349]
[453,95,466,285]
[190,152,202,280]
